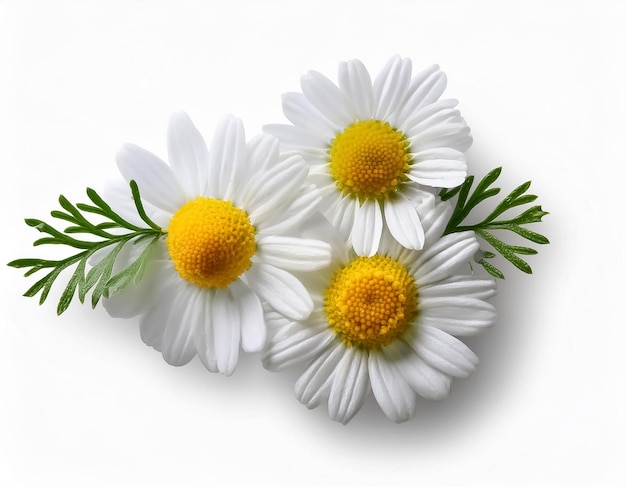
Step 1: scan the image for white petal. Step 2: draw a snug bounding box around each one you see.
[207,115,247,200]
[338,59,374,120]
[230,280,266,353]
[193,291,219,373]
[139,288,173,351]
[413,231,479,286]
[383,195,425,250]
[104,261,157,318]
[301,70,354,128]
[396,65,446,127]
[137,266,180,349]
[160,284,199,366]
[420,297,496,336]
[328,347,370,424]
[373,56,412,123]
[323,191,356,242]
[263,321,335,372]
[282,92,338,139]
[419,275,497,300]
[245,263,313,320]
[167,111,209,197]
[116,143,186,214]
[419,202,454,247]
[386,340,451,400]
[408,149,467,188]
[351,199,383,257]
[409,325,478,378]
[411,122,473,153]
[400,98,459,134]
[295,344,344,409]
[257,235,331,272]
[246,155,308,221]
[368,350,416,422]
[211,287,241,376]
[255,184,321,236]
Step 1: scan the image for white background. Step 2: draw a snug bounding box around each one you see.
[1,1,625,485]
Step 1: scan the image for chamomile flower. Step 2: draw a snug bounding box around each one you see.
[262,203,496,423]
[265,56,472,256]
[102,112,331,375]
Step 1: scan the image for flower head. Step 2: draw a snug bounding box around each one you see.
[103,112,331,375]
[262,203,496,423]
[265,56,472,256]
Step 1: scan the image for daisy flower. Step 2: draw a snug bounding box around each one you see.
[265,56,472,256]
[262,202,496,423]
[102,112,331,375]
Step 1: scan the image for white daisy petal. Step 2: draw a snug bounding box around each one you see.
[263,321,335,372]
[193,291,218,373]
[230,280,266,353]
[116,143,186,213]
[328,347,370,424]
[420,297,496,336]
[161,284,200,366]
[257,235,331,272]
[295,344,344,409]
[414,231,480,286]
[255,184,321,236]
[412,123,473,153]
[207,115,247,200]
[369,349,417,423]
[384,195,425,250]
[138,288,173,351]
[167,111,209,197]
[406,107,464,136]
[419,201,454,247]
[396,64,446,127]
[351,199,383,257]
[246,155,309,221]
[282,92,338,138]
[246,263,313,320]
[373,56,412,123]
[387,340,451,400]
[301,70,354,127]
[409,325,478,378]
[211,287,241,376]
[419,275,497,300]
[323,191,357,242]
[408,156,467,189]
[338,59,374,120]
[401,98,459,133]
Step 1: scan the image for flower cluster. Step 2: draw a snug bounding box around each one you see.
[8,56,548,423]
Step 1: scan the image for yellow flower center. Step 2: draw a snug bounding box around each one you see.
[329,119,411,201]
[166,197,256,289]
[324,255,418,349]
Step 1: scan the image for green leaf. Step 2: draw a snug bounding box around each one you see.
[8,181,166,314]
[478,258,505,279]
[444,167,548,278]
[57,259,87,315]
[107,236,159,295]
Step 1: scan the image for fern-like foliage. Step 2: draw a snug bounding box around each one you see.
[440,167,549,279]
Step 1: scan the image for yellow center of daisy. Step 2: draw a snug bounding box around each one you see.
[329,119,411,201]
[324,255,418,349]
[166,197,256,289]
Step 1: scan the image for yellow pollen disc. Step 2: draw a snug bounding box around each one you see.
[324,255,418,349]
[166,197,256,289]
[329,119,411,200]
